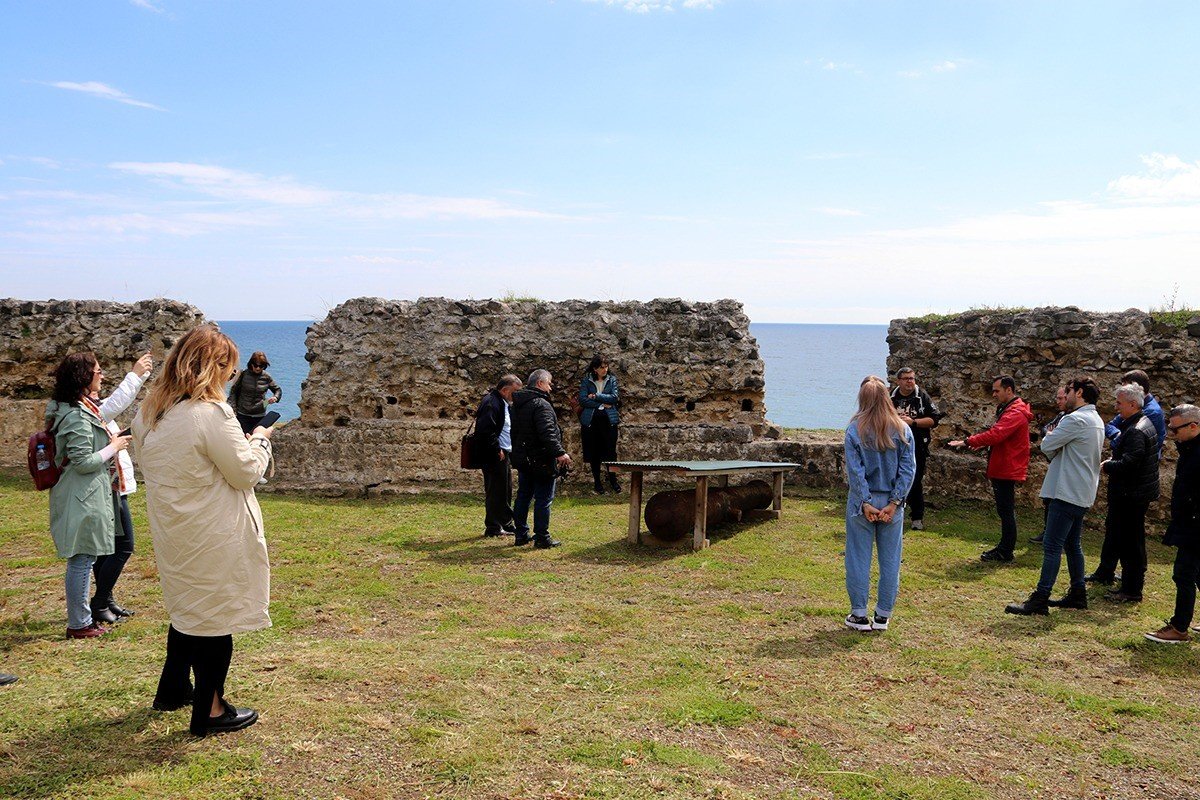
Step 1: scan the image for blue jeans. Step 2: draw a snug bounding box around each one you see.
[93,493,134,608]
[513,468,557,538]
[845,492,905,618]
[1037,499,1088,595]
[65,554,97,629]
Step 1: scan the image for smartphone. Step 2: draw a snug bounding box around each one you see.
[259,411,281,428]
[118,428,132,437]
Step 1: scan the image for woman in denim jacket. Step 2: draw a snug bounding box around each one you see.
[578,354,620,494]
[843,376,916,632]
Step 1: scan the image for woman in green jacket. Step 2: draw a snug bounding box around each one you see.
[46,353,131,639]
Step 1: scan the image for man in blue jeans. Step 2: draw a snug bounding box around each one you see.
[1007,377,1105,615]
[509,369,572,548]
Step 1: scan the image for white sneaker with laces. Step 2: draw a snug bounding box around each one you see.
[911,519,924,531]
[871,615,890,631]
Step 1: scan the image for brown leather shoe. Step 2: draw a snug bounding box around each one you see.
[66,622,107,639]
[1144,624,1190,644]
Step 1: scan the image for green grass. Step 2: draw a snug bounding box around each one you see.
[4,471,1200,798]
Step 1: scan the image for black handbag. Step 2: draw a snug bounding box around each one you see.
[460,421,478,469]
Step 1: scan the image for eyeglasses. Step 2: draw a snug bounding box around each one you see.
[1168,421,1198,433]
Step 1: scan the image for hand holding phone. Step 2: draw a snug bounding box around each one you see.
[259,411,281,428]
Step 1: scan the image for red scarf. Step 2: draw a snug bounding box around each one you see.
[80,396,125,494]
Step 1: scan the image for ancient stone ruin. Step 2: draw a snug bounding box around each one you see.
[887,306,1200,511]
[270,297,780,494]
[0,298,207,466]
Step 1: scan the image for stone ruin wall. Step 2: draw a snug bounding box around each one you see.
[887,306,1200,517]
[0,298,208,467]
[270,297,788,494]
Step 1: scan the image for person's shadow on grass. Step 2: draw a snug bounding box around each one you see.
[0,708,186,798]
[755,628,883,660]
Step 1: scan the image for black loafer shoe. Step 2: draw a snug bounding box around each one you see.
[533,537,562,549]
[195,701,258,736]
[91,605,118,624]
[152,687,194,712]
[1084,573,1114,586]
[980,549,1013,563]
[513,534,532,546]
[0,673,18,686]
[108,602,135,618]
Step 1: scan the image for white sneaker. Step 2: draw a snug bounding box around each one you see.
[844,614,872,632]
[257,477,268,485]
[871,615,890,631]
[911,519,924,530]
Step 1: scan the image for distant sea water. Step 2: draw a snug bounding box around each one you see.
[217,320,890,430]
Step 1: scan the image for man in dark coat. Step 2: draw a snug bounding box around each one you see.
[1145,404,1200,643]
[475,374,522,538]
[890,367,941,530]
[1089,383,1160,601]
[509,369,571,548]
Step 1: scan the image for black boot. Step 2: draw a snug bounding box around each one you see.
[592,479,605,494]
[1046,585,1088,609]
[1005,590,1050,616]
[90,599,118,624]
[608,473,620,493]
[533,535,562,549]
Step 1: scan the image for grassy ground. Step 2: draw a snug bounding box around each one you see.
[3,472,1200,800]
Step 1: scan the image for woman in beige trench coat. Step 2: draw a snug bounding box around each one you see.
[133,325,273,737]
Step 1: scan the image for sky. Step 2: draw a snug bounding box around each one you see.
[2,0,1198,323]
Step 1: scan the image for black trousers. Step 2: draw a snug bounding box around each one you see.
[1170,546,1200,633]
[481,454,514,535]
[908,441,928,520]
[236,413,264,435]
[155,625,234,736]
[991,479,1018,556]
[1095,497,1150,595]
[92,492,133,608]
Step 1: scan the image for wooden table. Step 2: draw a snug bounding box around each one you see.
[604,460,801,552]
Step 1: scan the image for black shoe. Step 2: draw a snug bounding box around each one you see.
[608,476,621,493]
[153,687,195,712]
[91,605,118,624]
[193,700,258,737]
[483,530,505,538]
[1105,590,1143,603]
[0,673,17,686]
[592,481,606,494]
[1029,534,1044,545]
[1046,586,1088,609]
[1005,591,1050,615]
[533,536,562,549]
[501,524,517,534]
[513,534,532,546]
[1084,573,1114,586]
[108,601,135,617]
[981,548,1014,563]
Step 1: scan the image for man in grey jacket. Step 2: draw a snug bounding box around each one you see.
[1006,377,1105,615]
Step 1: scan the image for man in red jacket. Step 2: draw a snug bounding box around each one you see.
[950,375,1035,562]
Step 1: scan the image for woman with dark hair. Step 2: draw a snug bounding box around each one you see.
[578,354,621,494]
[134,325,273,737]
[227,351,281,435]
[843,376,915,632]
[46,352,131,638]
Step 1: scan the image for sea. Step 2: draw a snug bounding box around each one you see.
[217,321,890,431]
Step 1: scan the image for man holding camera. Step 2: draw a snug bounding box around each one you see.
[510,369,571,548]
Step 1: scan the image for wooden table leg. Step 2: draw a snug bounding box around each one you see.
[772,470,784,513]
[627,471,643,545]
[693,476,709,551]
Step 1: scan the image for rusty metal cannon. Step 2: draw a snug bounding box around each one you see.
[643,479,774,542]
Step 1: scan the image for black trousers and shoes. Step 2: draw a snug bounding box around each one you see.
[1093,497,1150,598]
[990,478,1018,558]
[154,625,257,737]
[582,414,619,495]
[908,440,928,523]
[481,454,514,536]
[1168,545,1200,633]
[92,492,134,623]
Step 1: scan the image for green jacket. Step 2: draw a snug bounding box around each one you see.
[46,400,115,559]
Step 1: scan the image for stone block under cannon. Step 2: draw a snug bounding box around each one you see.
[643,479,774,542]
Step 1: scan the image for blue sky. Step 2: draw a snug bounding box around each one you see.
[2,1,1198,322]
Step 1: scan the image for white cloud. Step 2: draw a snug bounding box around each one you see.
[899,60,962,79]
[110,162,338,205]
[46,81,165,111]
[931,60,958,73]
[1108,153,1200,203]
[815,207,864,217]
[130,0,163,11]
[587,0,719,12]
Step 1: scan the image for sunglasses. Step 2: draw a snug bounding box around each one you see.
[1168,421,1198,433]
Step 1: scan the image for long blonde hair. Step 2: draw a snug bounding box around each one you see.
[851,375,907,451]
[140,325,239,429]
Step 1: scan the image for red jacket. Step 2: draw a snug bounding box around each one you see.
[966,397,1034,481]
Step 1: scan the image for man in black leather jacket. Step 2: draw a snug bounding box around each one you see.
[1092,384,1161,601]
[1145,404,1200,643]
[509,369,571,548]
[474,374,522,538]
